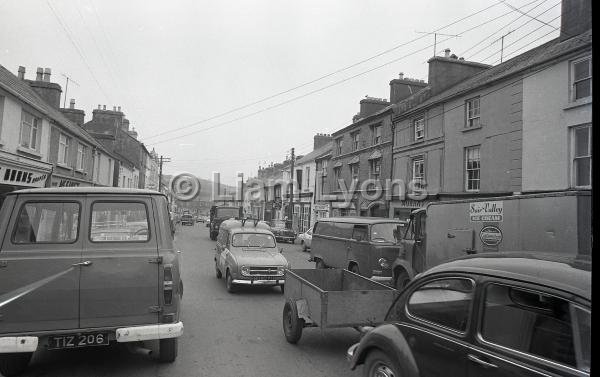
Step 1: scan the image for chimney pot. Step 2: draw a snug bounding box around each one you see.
[36,67,43,81]
[399,72,404,79]
[118,106,121,112]
[113,106,116,111]
[43,68,51,82]
[17,66,25,79]
[103,105,106,110]
[98,104,101,109]
[69,99,75,109]
[444,48,451,58]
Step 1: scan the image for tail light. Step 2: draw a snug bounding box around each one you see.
[163,265,173,305]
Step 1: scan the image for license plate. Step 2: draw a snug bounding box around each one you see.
[48,332,110,350]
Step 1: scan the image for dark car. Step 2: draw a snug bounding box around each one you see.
[269,220,296,243]
[347,252,591,377]
[181,214,194,226]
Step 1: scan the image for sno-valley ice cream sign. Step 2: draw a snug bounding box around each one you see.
[469,201,503,222]
[0,164,48,188]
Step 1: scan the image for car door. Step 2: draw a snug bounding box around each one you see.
[79,196,159,328]
[392,276,475,377]
[0,195,83,333]
[348,224,370,275]
[467,280,591,377]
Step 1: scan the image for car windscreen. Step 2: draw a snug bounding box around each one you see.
[216,208,239,218]
[371,223,405,243]
[232,233,276,248]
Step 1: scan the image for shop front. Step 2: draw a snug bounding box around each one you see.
[50,175,93,188]
[0,150,52,206]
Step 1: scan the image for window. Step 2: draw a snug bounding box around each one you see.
[352,224,368,241]
[305,167,310,191]
[412,156,425,187]
[58,134,70,165]
[481,284,590,371]
[296,169,303,191]
[12,202,80,244]
[414,117,424,141]
[76,144,87,171]
[90,202,149,242]
[333,167,342,189]
[572,125,591,187]
[352,132,360,151]
[466,97,480,128]
[274,184,281,199]
[350,163,359,181]
[372,125,382,145]
[20,111,39,150]
[465,146,481,191]
[335,138,344,154]
[370,159,381,179]
[572,57,591,100]
[405,278,474,332]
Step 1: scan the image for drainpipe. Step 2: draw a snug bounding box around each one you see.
[389,110,396,218]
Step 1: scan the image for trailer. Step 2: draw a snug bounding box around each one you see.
[282,269,399,344]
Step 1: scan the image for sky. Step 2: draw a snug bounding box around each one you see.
[0,0,562,185]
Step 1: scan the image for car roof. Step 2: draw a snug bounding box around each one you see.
[8,187,165,196]
[230,227,274,236]
[316,217,407,225]
[423,252,591,301]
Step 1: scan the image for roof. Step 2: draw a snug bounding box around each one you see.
[394,30,592,119]
[332,103,395,137]
[8,187,164,196]
[423,252,591,302]
[316,217,407,225]
[295,141,333,165]
[0,65,114,157]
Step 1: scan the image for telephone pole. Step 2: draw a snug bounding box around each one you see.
[288,148,295,223]
[158,155,171,193]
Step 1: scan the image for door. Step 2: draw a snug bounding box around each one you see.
[0,197,83,333]
[79,197,159,328]
[348,224,370,276]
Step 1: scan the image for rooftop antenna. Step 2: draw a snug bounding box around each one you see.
[415,31,462,57]
[61,73,80,108]
[495,30,515,63]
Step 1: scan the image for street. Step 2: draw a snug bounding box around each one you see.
[19,223,362,377]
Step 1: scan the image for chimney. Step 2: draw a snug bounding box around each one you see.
[27,67,62,109]
[560,0,591,41]
[17,66,25,79]
[444,48,451,58]
[359,96,389,119]
[113,106,116,111]
[43,68,51,82]
[103,105,106,110]
[69,99,75,109]
[122,118,130,131]
[427,53,491,95]
[60,98,85,127]
[117,106,121,112]
[314,133,332,150]
[389,74,428,103]
[98,104,101,109]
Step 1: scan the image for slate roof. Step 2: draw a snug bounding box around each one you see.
[295,141,333,165]
[393,30,592,119]
[0,64,112,155]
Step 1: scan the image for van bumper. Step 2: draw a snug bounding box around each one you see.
[232,279,284,285]
[116,321,184,342]
[0,337,38,353]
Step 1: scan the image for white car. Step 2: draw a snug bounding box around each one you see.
[297,226,313,252]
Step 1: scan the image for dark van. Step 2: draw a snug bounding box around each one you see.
[310,217,407,283]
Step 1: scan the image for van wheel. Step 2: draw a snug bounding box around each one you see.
[315,259,326,269]
[0,352,32,376]
[394,270,410,291]
[226,271,237,293]
[158,338,178,363]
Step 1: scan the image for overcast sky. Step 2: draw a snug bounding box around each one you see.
[0,0,561,185]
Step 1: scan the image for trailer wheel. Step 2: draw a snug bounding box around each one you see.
[394,269,410,291]
[283,299,304,344]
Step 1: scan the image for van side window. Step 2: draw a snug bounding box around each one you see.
[352,225,368,241]
[12,202,80,244]
[315,222,353,239]
[90,202,149,242]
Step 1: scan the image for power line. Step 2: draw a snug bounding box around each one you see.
[500,0,560,30]
[141,1,506,142]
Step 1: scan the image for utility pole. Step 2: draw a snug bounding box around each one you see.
[288,148,295,224]
[415,31,462,57]
[158,155,171,193]
[61,74,79,108]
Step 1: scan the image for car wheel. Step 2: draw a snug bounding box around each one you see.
[394,270,410,291]
[215,261,222,279]
[158,338,178,363]
[282,299,304,344]
[0,352,32,377]
[226,271,236,293]
[364,349,402,377]
[315,259,326,269]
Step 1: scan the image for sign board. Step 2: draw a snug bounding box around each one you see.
[0,163,48,188]
[480,225,503,246]
[313,203,329,212]
[469,201,503,222]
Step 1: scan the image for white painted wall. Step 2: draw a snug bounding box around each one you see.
[0,94,50,160]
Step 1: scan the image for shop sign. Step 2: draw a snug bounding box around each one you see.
[52,177,81,187]
[0,164,48,188]
[470,201,503,222]
[480,225,503,246]
[313,203,329,212]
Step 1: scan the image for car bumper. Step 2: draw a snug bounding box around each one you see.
[346,342,359,363]
[232,278,284,285]
[0,337,38,353]
[115,322,184,342]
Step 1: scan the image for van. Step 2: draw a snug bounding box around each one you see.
[0,188,184,376]
[310,217,407,283]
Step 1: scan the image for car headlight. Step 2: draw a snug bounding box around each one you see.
[277,266,285,276]
[241,266,250,276]
[378,258,390,269]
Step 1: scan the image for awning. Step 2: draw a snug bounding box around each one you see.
[0,150,52,188]
[348,155,360,165]
[368,150,382,160]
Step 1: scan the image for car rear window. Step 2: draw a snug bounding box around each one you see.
[232,233,275,248]
[12,202,80,244]
[90,202,149,242]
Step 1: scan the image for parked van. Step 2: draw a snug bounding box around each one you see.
[310,217,407,282]
[0,188,184,376]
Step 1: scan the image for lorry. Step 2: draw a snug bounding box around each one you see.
[390,190,591,290]
[208,205,243,240]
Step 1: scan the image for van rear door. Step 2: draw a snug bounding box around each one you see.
[0,195,82,333]
[79,196,159,328]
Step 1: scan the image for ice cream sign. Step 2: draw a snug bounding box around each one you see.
[469,201,503,222]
